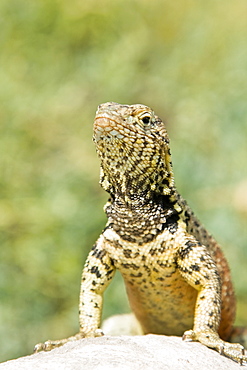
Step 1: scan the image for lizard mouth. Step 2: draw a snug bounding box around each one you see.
[93,102,143,145]
[93,116,125,143]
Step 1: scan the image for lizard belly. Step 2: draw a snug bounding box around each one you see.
[123,268,197,335]
[104,228,197,336]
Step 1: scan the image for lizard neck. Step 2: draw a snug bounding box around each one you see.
[104,189,182,244]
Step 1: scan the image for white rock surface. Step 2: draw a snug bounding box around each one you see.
[0,335,243,370]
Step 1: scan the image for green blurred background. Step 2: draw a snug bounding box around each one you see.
[0,0,247,362]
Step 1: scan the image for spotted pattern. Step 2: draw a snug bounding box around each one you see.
[34,102,246,363]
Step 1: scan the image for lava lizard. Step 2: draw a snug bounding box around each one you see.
[35,102,247,364]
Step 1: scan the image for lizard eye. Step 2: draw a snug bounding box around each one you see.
[139,113,152,125]
[142,116,151,124]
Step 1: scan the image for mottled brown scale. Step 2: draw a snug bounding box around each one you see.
[34,102,246,364]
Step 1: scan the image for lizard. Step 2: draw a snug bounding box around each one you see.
[34,102,247,364]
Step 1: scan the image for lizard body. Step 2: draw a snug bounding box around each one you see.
[35,102,246,364]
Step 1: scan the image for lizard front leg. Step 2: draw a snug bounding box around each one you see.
[34,235,115,352]
[177,233,247,364]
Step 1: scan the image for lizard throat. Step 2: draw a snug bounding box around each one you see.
[95,133,175,198]
[104,192,181,244]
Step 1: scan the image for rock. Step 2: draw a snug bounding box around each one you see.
[102,313,143,336]
[0,335,242,370]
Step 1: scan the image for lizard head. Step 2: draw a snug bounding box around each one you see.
[93,102,175,200]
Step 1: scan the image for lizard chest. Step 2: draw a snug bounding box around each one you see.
[103,227,178,279]
[103,227,197,335]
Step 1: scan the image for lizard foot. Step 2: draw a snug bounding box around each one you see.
[34,329,104,353]
[183,329,247,365]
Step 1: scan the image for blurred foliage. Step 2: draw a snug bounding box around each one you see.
[0,0,247,362]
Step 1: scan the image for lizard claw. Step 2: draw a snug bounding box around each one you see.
[34,340,59,353]
[182,329,247,364]
[34,329,104,353]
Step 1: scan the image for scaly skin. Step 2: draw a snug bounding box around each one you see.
[34,102,246,364]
